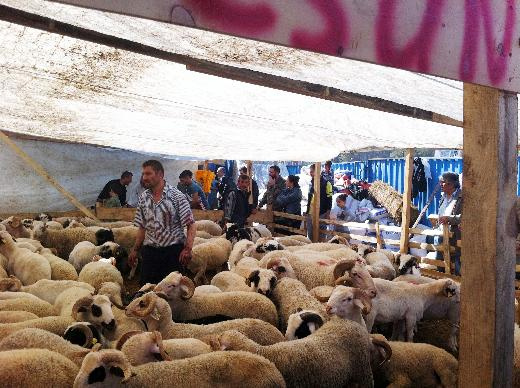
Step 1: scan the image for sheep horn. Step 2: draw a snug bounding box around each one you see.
[353,288,373,315]
[152,331,172,362]
[71,295,94,321]
[64,323,94,348]
[179,276,195,300]
[115,331,143,350]
[333,259,356,280]
[0,276,22,292]
[371,336,393,368]
[131,293,158,318]
[98,352,134,382]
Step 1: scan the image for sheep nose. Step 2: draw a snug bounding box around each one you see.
[370,290,377,298]
[104,319,116,331]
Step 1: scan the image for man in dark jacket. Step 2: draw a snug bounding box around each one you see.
[306,164,333,240]
[258,165,285,211]
[240,166,259,212]
[222,174,252,228]
[97,171,133,206]
[216,167,236,210]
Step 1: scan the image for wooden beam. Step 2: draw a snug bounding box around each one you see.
[458,84,518,388]
[312,162,321,243]
[399,149,414,253]
[0,4,462,128]
[0,131,99,222]
[442,224,452,275]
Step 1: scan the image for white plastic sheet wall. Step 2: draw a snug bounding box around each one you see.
[0,138,197,213]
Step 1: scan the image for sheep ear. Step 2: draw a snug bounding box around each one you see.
[150,307,161,321]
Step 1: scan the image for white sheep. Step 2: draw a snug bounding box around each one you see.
[78,261,124,292]
[0,231,51,285]
[69,240,125,273]
[225,223,272,244]
[187,237,232,284]
[0,276,93,304]
[242,237,285,260]
[354,243,396,280]
[0,311,39,323]
[194,219,223,236]
[210,271,252,292]
[0,297,56,317]
[39,248,79,281]
[274,235,311,246]
[154,272,278,326]
[125,292,285,345]
[228,239,254,269]
[116,330,212,365]
[325,285,373,330]
[73,348,286,388]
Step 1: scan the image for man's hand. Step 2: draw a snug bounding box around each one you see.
[129,248,139,267]
[179,246,192,266]
[439,216,450,225]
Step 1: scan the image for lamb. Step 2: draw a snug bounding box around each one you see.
[46,220,65,230]
[284,308,325,340]
[394,253,421,276]
[195,219,222,236]
[393,274,460,352]
[125,292,285,345]
[73,348,286,388]
[274,234,311,246]
[370,333,458,388]
[325,285,373,329]
[210,271,252,292]
[116,330,212,365]
[0,276,94,304]
[232,257,278,295]
[40,248,79,280]
[0,231,51,285]
[187,237,232,284]
[0,328,91,366]
[1,216,31,238]
[228,238,254,269]
[69,240,127,273]
[0,311,39,323]
[154,272,278,326]
[0,349,79,388]
[0,297,56,317]
[242,237,285,260]
[211,317,374,388]
[271,277,327,331]
[345,263,458,340]
[78,261,124,292]
[225,223,272,244]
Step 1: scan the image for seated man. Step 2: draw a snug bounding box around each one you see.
[177,170,209,210]
[97,171,133,206]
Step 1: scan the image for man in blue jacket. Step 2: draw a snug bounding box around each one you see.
[177,170,209,210]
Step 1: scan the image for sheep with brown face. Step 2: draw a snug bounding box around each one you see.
[125,292,284,345]
[154,272,278,326]
[211,317,374,388]
[1,216,31,238]
[73,348,286,388]
[116,330,212,365]
[0,231,51,285]
[325,285,373,330]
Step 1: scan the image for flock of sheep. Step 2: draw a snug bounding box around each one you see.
[0,213,518,387]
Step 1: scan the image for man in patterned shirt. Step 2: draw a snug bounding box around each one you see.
[129,160,196,286]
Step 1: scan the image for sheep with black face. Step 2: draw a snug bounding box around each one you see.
[69,241,127,273]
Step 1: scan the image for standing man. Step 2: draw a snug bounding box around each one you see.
[216,167,235,210]
[129,160,195,286]
[321,161,335,186]
[177,170,209,210]
[222,174,252,228]
[97,171,133,206]
[306,164,333,240]
[240,166,259,213]
[258,165,286,211]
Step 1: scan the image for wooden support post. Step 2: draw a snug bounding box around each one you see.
[375,222,383,250]
[0,131,99,221]
[312,162,321,243]
[442,224,451,275]
[458,84,518,388]
[399,149,414,253]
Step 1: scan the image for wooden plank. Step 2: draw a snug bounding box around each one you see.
[400,148,414,253]
[0,210,85,220]
[0,131,99,222]
[272,211,306,222]
[192,209,224,223]
[96,207,136,221]
[0,5,461,129]
[422,258,447,268]
[408,241,444,251]
[442,224,452,275]
[458,84,518,388]
[248,208,273,226]
[312,162,321,243]
[47,1,520,93]
[272,224,307,236]
[319,218,402,233]
[420,268,461,282]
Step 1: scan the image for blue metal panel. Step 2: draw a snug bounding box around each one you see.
[286,165,301,175]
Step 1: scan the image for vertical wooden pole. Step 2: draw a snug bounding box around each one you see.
[442,224,451,275]
[399,149,414,253]
[375,222,382,250]
[458,84,517,388]
[247,161,253,205]
[312,162,321,243]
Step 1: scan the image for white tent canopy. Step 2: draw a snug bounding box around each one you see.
[0,0,466,163]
